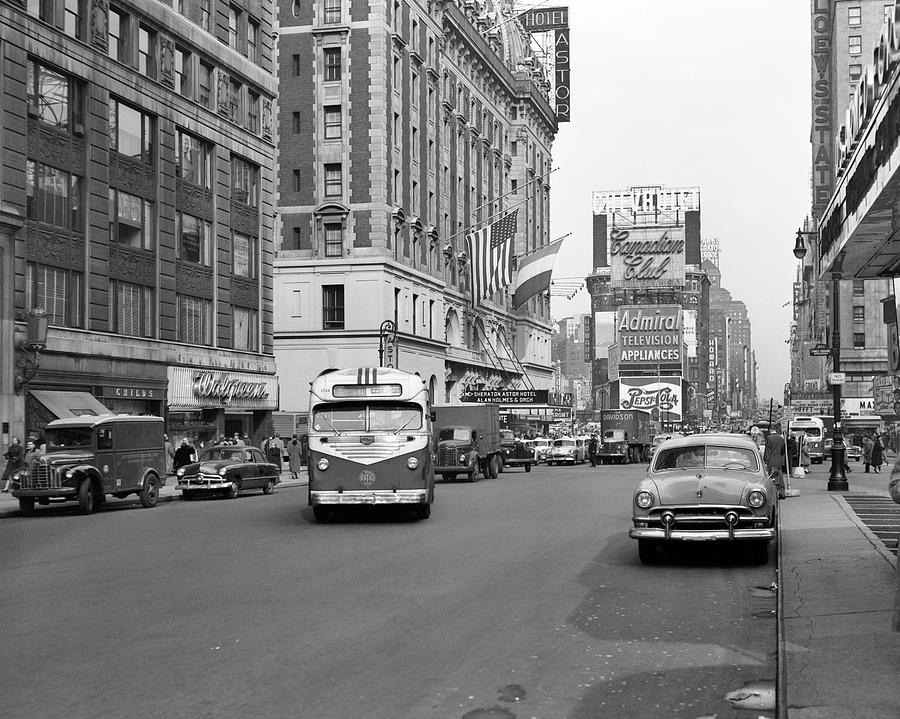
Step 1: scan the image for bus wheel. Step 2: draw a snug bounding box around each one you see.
[415,504,431,520]
[313,505,331,522]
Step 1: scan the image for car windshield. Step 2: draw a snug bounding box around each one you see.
[201,448,243,461]
[533,439,549,447]
[653,443,759,472]
[45,427,93,448]
[554,439,575,447]
[313,402,422,434]
[439,428,472,442]
[500,430,516,441]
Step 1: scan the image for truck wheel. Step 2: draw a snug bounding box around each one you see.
[18,497,35,516]
[489,456,501,478]
[524,463,531,473]
[77,478,95,515]
[415,503,431,520]
[468,468,478,482]
[139,474,160,508]
[441,473,456,482]
[481,460,491,480]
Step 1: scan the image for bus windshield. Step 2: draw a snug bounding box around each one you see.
[312,402,422,434]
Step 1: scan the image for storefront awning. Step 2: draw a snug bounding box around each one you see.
[30,390,112,419]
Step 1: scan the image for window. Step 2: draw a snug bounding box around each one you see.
[27,60,82,131]
[412,70,419,105]
[232,155,259,206]
[233,307,258,351]
[323,285,344,329]
[248,20,258,62]
[176,212,212,265]
[178,0,210,31]
[233,231,257,277]
[324,105,341,138]
[393,111,400,146]
[26,161,81,230]
[324,0,341,23]
[230,79,244,125]
[108,7,128,63]
[850,64,862,82]
[178,294,212,345]
[63,0,84,40]
[853,279,865,296]
[324,223,342,257]
[324,163,341,196]
[109,189,153,250]
[293,54,301,75]
[853,332,866,349]
[109,99,153,163]
[324,47,341,81]
[849,35,862,55]
[848,7,861,27]
[888,5,895,25]
[110,280,154,337]
[177,129,211,188]
[26,263,83,327]
[293,112,302,133]
[853,305,865,323]
[175,47,191,98]
[248,91,260,133]
[138,24,156,79]
[229,6,241,51]
[198,61,214,108]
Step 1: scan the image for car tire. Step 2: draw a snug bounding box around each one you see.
[442,473,456,482]
[313,505,331,522]
[182,490,195,501]
[638,540,657,564]
[263,478,276,495]
[224,480,239,499]
[77,478,95,515]
[18,497,35,517]
[415,503,431,520]
[749,541,770,565]
[139,474,160,508]
[524,463,531,473]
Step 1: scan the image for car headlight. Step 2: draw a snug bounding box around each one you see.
[317,457,329,471]
[407,457,419,470]
[459,454,466,464]
[218,467,228,476]
[748,490,766,508]
[176,468,185,477]
[635,491,654,509]
[65,469,74,479]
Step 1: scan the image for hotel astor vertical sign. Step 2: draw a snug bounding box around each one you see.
[518,7,570,122]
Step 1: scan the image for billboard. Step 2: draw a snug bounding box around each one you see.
[618,377,682,423]
[593,310,616,360]
[609,225,686,288]
[616,305,682,373]
[683,310,697,358]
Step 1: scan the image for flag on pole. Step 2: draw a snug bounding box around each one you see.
[512,239,564,309]
[466,209,518,303]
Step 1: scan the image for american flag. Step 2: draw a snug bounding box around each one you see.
[465,209,518,304]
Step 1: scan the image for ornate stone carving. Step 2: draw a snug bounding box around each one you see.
[110,155,156,198]
[231,277,259,309]
[261,98,273,141]
[230,201,259,236]
[216,68,231,118]
[90,0,109,53]
[159,35,175,88]
[175,179,214,220]
[25,224,84,269]
[110,246,155,284]
[176,261,214,299]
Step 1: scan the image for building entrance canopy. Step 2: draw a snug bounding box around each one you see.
[30,390,111,419]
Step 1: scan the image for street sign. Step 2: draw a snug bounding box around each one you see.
[826,372,846,385]
[809,344,831,356]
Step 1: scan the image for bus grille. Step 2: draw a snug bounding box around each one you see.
[328,437,410,460]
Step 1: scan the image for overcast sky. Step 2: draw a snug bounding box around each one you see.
[544,0,811,402]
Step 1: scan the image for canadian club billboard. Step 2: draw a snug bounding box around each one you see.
[616,305,683,374]
[609,226,686,288]
[618,377,682,423]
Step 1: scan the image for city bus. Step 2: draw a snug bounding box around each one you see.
[789,415,826,463]
[307,367,434,521]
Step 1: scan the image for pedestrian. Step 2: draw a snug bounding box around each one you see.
[164,434,175,476]
[864,435,874,472]
[872,435,885,473]
[588,433,599,467]
[22,437,42,470]
[288,434,302,478]
[764,423,787,500]
[266,434,283,470]
[232,433,245,447]
[173,438,195,471]
[800,433,811,474]
[1,437,23,492]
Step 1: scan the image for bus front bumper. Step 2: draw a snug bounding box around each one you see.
[311,490,428,505]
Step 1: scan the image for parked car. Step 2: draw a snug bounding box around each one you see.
[498,430,533,472]
[629,433,777,565]
[531,437,552,463]
[175,445,280,500]
[547,437,586,465]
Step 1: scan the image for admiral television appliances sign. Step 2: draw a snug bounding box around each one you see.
[616,305,683,372]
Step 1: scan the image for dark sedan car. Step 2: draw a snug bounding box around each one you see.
[175,446,280,500]
[498,430,533,472]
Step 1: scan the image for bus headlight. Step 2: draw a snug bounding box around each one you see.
[317,457,330,471]
[407,457,419,470]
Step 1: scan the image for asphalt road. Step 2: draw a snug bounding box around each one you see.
[1,461,776,719]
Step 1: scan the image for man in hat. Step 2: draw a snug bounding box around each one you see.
[764,423,787,499]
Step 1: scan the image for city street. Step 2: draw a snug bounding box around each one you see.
[2,462,776,719]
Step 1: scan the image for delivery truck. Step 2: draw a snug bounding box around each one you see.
[433,405,502,481]
[598,409,652,464]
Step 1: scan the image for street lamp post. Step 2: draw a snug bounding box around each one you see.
[793,227,847,490]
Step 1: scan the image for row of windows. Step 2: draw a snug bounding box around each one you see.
[25,262,260,349]
[847,6,894,29]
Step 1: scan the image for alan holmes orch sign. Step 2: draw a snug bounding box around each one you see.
[461,389,549,405]
[618,378,682,422]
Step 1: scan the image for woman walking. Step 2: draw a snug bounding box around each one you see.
[288,434,302,479]
[1,437,23,492]
[872,435,885,473]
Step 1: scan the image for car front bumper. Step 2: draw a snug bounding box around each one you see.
[311,490,428,505]
[12,487,77,499]
[177,476,232,491]
[629,527,776,541]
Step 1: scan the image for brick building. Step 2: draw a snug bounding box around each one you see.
[274,0,558,410]
[0,0,279,447]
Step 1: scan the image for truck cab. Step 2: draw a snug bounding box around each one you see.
[599,429,629,464]
[435,425,494,481]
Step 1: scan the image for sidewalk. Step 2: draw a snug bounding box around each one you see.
[778,465,900,718]
[0,467,308,517]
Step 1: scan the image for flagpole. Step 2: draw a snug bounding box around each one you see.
[515,233,570,261]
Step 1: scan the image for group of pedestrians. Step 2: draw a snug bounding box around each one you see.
[861,434,885,473]
[1,436,45,492]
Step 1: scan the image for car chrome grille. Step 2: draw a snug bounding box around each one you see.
[646,505,757,530]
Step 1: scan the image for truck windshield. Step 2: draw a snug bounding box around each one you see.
[439,428,471,442]
[312,402,422,434]
[45,427,93,449]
